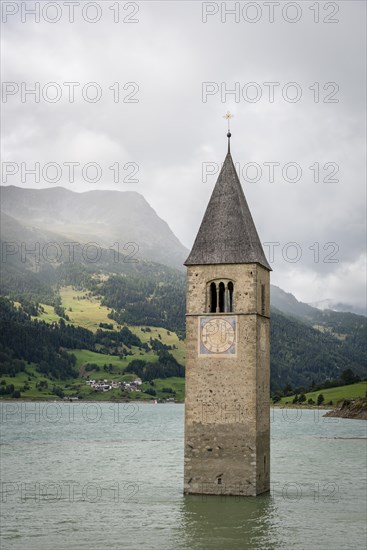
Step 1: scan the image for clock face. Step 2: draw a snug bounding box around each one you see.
[199,316,237,356]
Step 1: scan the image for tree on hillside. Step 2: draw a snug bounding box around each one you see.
[272,392,282,403]
[283,383,293,397]
[317,393,325,406]
[340,368,360,385]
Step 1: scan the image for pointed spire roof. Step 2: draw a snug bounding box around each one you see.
[184,152,271,270]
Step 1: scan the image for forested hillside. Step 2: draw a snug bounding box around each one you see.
[0,297,148,379]
[270,310,366,391]
[0,286,365,394]
[1,185,366,396]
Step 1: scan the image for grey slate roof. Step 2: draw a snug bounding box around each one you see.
[184,152,271,270]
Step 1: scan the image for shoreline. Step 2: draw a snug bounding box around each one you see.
[0,398,331,409]
[3,399,366,419]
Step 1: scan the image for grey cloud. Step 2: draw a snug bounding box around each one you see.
[1,0,365,310]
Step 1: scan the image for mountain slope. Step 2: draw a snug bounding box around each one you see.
[1,186,189,269]
[1,185,365,392]
[271,285,318,320]
[271,284,366,320]
[270,310,366,391]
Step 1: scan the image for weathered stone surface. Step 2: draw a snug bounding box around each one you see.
[184,263,270,496]
[184,145,270,497]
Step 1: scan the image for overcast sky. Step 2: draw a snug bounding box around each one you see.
[1,0,366,312]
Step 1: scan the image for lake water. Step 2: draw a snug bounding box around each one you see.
[0,402,366,550]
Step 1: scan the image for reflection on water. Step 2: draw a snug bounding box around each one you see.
[180,493,279,550]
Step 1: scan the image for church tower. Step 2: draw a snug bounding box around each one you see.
[184,121,271,496]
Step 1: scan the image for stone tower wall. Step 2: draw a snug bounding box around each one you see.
[184,263,270,496]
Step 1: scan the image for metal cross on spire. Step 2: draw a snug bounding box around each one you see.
[223,111,234,153]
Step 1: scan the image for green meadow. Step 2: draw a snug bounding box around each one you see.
[2,287,185,401]
[280,381,367,406]
[32,303,60,324]
[34,286,185,364]
[19,287,366,407]
[0,365,79,400]
[129,325,185,364]
[72,348,158,372]
[0,360,184,401]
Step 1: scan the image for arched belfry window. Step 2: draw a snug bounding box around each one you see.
[219,282,225,312]
[228,282,234,312]
[210,282,217,313]
[207,280,235,313]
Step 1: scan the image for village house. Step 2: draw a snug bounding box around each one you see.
[86,378,142,393]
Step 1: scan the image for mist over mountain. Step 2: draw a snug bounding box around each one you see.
[270,285,317,319]
[271,284,366,319]
[308,298,366,317]
[1,185,364,317]
[2,185,365,317]
[1,186,189,270]
[0,185,366,390]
